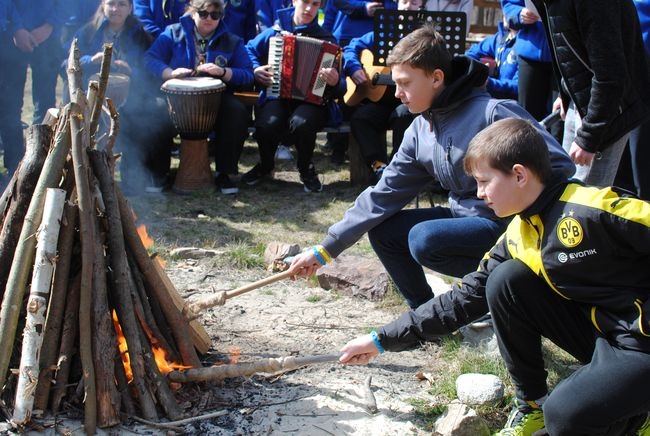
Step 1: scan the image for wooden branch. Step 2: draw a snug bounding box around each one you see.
[51,272,81,413]
[130,409,227,430]
[89,44,113,137]
[185,270,293,320]
[116,190,203,365]
[0,124,51,301]
[70,101,98,435]
[168,353,343,383]
[67,39,84,104]
[87,150,158,421]
[149,254,211,355]
[13,188,67,425]
[90,191,121,428]
[104,99,119,168]
[0,106,72,393]
[33,201,78,413]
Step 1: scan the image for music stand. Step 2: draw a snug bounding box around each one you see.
[373,10,467,65]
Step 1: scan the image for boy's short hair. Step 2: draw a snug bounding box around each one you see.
[463,118,553,184]
[386,24,452,80]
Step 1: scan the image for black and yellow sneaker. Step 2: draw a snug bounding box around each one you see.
[496,399,545,436]
[637,414,650,436]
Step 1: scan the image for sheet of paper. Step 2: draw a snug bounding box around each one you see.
[524,0,541,19]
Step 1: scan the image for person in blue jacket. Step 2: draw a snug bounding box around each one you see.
[328,0,397,46]
[243,0,345,193]
[60,0,101,47]
[465,17,518,100]
[134,0,188,38]
[343,0,421,182]
[221,0,257,41]
[145,0,254,194]
[0,0,65,176]
[501,0,553,121]
[0,0,13,179]
[256,0,290,31]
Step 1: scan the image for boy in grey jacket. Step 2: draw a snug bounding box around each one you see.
[288,24,574,309]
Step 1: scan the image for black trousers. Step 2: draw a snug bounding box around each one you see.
[253,99,327,174]
[615,121,650,201]
[487,259,650,435]
[517,56,555,121]
[350,97,414,166]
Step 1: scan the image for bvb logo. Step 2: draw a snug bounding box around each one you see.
[556,217,583,248]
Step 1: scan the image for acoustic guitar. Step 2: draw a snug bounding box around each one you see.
[343,49,393,106]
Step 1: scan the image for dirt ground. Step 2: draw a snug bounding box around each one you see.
[161,257,440,435]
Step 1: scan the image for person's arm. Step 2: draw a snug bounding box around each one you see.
[340,234,512,363]
[500,0,525,30]
[333,0,378,18]
[143,28,177,79]
[342,32,372,77]
[571,0,629,154]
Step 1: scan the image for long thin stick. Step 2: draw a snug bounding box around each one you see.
[185,270,293,319]
[167,353,342,383]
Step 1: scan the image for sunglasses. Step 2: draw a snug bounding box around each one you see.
[197,10,221,20]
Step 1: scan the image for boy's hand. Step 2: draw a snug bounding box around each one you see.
[351,69,369,85]
[552,95,565,120]
[569,142,596,166]
[319,67,339,87]
[365,1,383,17]
[339,334,380,365]
[254,65,274,87]
[287,249,322,278]
[520,7,540,24]
[13,29,36,52]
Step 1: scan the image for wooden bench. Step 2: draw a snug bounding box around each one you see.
[235,92,375,186]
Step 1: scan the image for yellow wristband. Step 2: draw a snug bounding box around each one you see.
[315,245,332,263]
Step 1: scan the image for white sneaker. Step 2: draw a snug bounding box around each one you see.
[275,145,293,161]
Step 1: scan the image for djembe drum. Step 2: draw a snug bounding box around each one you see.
[161,77,225,193]
[89,72,131,108]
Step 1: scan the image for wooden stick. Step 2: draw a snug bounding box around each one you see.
[116,190,203,365]
[87,149,158,421]
[33,199,78,413]
[70,101,98,435]
[185,270,293,319]
[12,188,67,426]
[0,124,51,301]
[0,106,71,393]
[167,353,342,383]
[89,44,112,137]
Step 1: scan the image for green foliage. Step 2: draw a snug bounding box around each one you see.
[306,293,322,303]
[406,398,446,431]
[224,241,265,269]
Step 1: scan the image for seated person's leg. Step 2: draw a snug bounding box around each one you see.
[388,103,415,159]
[213,93,251,194]
[350,101,393,168]
[408,215,507,279]
[252,99,287,173]
[289,102,327,192]
[368,207,455,308]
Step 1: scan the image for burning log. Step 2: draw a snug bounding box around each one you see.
[185,270,293,320]
[168,353,343,383]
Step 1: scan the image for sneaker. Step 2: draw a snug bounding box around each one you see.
[241,164,272,186]
[300,164,322,193]
[215,173,238,195]
[637,414,650,435]
[275,144,293,161]
[495,399,545,436]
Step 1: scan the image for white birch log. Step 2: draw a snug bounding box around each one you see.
[12,188,67,426]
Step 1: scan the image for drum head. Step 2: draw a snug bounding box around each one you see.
[161,77,226,94]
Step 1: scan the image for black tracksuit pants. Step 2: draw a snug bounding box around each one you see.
[486,259,650,435]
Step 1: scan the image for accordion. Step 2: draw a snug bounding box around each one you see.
[267,34,339,105]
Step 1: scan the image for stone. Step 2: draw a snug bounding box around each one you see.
[316,255,390,301]
[170,247,224,259]
[456,373,504,405]
[264,241,300,264]
[458,315,499,355]
[433,400,490,436]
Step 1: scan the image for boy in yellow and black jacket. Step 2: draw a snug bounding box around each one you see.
[338,117,650,435]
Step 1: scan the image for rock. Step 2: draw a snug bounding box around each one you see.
[264,241,300,264]
[316,255,390,301]
[434,400,490,436]
[458,315,499,355]
[170,247,224,259]
[456,373,504,405]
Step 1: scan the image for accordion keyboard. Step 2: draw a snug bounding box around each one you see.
[268,36,284,98]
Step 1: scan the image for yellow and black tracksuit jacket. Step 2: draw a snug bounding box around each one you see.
[378,180,650,353]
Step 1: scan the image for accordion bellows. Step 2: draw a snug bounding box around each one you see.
[267,34,339,105]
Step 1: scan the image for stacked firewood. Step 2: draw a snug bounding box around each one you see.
[0,41,211,434]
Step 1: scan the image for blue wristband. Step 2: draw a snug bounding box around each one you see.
[312,246,326,265]
[370,330,385,354]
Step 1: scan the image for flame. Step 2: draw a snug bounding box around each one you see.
[112,310,133,381]
[137,224,154,249]
[112,310,190,383]
[228,346,241,364]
